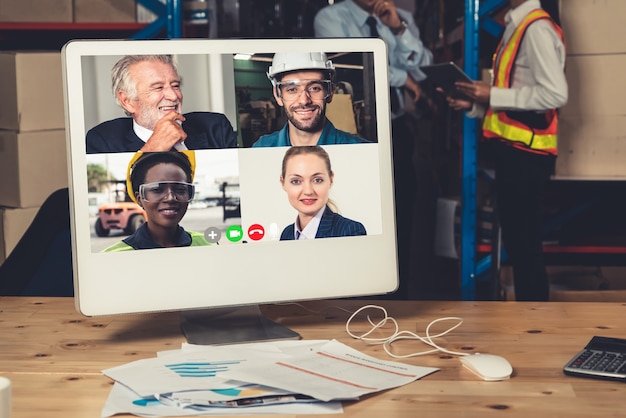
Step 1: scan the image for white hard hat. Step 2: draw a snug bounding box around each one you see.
[267,52,335,83]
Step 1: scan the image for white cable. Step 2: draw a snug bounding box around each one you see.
[345,304,470,358]
[272,302,470,359]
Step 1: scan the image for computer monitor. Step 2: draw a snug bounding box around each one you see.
[62,38,397,344]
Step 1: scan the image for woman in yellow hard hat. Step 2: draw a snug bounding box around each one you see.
[102,151,213,251]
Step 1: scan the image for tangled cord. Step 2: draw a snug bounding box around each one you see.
[345,304,469,358]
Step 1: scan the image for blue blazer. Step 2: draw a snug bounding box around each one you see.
[280,206,367,240]
[86,111,238,153]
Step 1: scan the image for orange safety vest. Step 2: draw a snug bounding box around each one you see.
[482,9,565,156]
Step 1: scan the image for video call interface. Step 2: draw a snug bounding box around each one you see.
[81,51,385,252]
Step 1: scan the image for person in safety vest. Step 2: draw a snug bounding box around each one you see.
[102,151,213,251]
[252,51,370,147]
[442,0,567,301]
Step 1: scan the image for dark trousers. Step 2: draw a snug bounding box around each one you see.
[391,114,416,299]
[491,142,554,301]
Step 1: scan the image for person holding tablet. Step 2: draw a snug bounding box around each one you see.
[102,151,213,251]
[86,55,237,153]
[279,145,366,240]
[252,52,369,147]
[443,0,567,301]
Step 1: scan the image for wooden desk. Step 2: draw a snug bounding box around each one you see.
[1,297,626,417]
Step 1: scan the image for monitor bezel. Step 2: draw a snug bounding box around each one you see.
[62,38,398,317]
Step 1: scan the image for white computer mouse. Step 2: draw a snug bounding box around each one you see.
[460,353,513,381]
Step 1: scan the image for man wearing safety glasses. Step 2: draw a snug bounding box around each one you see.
[252,52,370,147]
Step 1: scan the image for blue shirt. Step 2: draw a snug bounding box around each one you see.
[252,119,370,147]
[314,0,433,118]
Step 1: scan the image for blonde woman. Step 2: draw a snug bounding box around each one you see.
[279,146,366,240]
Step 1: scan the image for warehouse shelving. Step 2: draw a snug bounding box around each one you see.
[459,0,626,301]
[0,0,183,49]
[459,0,501,300]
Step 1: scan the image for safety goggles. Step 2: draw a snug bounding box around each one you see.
[138,181,195,202]
[276,79,332,101]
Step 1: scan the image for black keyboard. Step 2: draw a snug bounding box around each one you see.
[563,336,626,381]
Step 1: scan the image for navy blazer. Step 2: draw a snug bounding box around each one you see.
[280,206,367,240]
[86,111,238,153]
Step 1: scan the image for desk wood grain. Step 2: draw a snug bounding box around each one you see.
[1,297,626,417]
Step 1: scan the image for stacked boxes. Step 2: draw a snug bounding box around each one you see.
[0,0,72,22]
[74,0,136,23]
[549,2,626,299]
[557,0,626,177]
[503,266,626,302]
[0,52,68,261]
[0,0,135,23]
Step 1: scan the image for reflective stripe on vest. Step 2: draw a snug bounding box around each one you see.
[483,9,564,156]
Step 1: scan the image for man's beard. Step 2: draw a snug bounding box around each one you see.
[136,103,181,131]
[286,104,326,132]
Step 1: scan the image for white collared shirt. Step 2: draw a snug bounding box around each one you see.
[294,207,325,240]
[313,0,433,119]
[133,120,188,150]
[468,0,567,118]
[490,0,567,111]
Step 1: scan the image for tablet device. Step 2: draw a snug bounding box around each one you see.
[420,62,474,100]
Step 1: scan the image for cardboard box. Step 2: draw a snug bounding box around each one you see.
[0,52,65,132]
[560,0,626,56]
[0,0,72,22]
[74,0,136,23]
[0,206,39,263]
[556,54,626,177]
[557,114,626,177]
[548,266,626,302]
[560,54,626,118]
[327,94,358,135]
[0,129,68,208]
[502,266,626,302]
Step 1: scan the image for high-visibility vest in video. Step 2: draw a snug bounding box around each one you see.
[482,9,565,156]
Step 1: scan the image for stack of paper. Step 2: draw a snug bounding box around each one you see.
[101,339,439,417]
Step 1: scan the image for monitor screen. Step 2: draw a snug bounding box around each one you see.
[62,38,397,344]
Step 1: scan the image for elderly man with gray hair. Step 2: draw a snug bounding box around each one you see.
[86,54,237,154]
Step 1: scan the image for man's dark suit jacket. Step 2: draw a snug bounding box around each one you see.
[280,206,367,240]
[86,111,238,153]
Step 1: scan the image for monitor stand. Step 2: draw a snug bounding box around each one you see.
[179,304,301,345]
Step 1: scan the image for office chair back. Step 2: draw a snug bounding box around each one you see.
[0,188,73,296]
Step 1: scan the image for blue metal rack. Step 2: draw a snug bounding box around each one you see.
[133,0,509,300]
[134,0,183,39]
[460,0,507,300]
